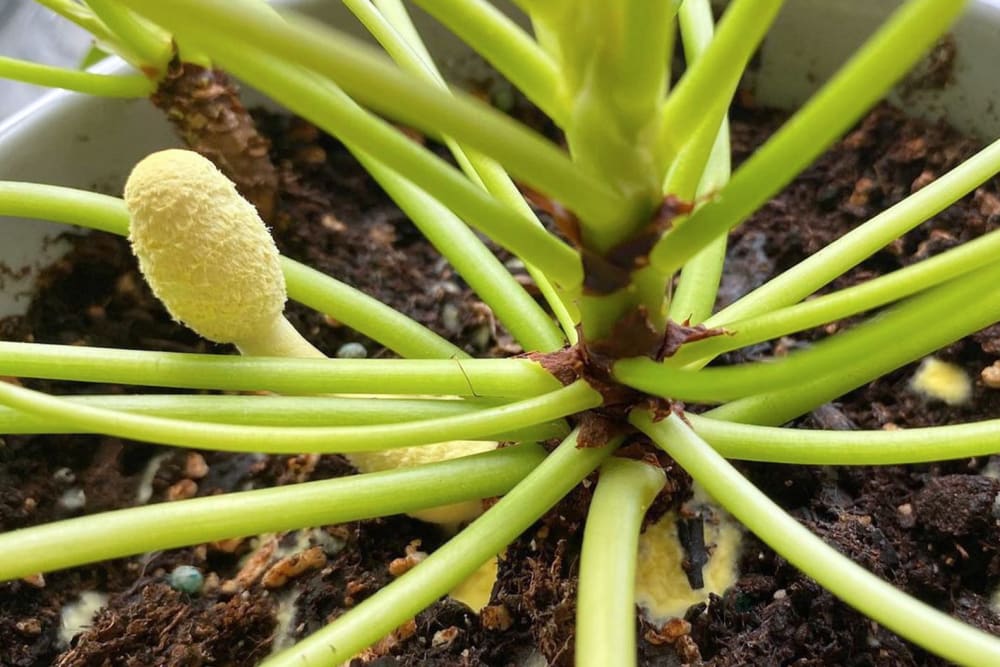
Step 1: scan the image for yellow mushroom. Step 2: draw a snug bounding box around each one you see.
[124,149,494,525]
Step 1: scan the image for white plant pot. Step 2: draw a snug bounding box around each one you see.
[0,0,999,317]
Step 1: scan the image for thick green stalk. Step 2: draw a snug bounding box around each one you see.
[633,411,1000,667]
[706,271,1000,427]
[0,377,600,453]
[0,444,545,582]
[527,1,680,248]
[0,342,562,398]
[656,0,783,167]
[666,0,734,325]
[121,0,626,230]
[0,183,463,359]
[709,135,1000,326]
[688,413,1000,465]
[0,56,152,97]
[617,262,1000,405]
[652,0,969,277]
[576,458,665,667]
[669,225,1000,367]
[37,0,116,45]
[84,0,172,74]
[409,0,567,124]
[280,259,465,359]
[353,144,562,353]
[36,0,155,69]
[141,29,584,289]
[346,0,573,348]
[0,394,567,442]
[264,430,617,666]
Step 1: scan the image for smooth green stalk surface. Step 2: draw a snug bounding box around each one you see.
[264,430,617,666]
[376,0,580,344]
[576,458,665,667]
[617,262,1000,404]
[0,394,567,442]
[688,413,1000,465]
[35,0,150,67]
[410,0,566,123]
[280,258,464,359]
[85,0,171,72]
[345,0,573,347]
[0,182,463,359]
[524,1,681,245]
[652,0,968,276]
[143,28,584,289]
[657,0,783,167]
[0,342,561,397]
[0,56,152,97]
[352,149,563,352]
[706,264,1000,426]
[634,411,1000,667]
[0,444,545,581]
[665,0,733,325]
[709,135,1000,326]
[0,376,600,453]
[121,0,626,229]
[669,224,1000,367]
[36,0,114,42]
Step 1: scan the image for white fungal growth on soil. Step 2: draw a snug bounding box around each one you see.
[124,149,286,347]
[59,591,109,647]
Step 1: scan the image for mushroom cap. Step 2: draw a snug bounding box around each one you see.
[124,149,285,344]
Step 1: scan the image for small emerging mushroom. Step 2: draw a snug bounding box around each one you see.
[124,149,494,525]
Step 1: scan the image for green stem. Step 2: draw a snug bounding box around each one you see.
[576,458,664,667]
[353,148,562,353]
[0,394,567,442]
[0,342,562,398]
[525,1,679,247]
[0,182,463,359]
[280,258,465,360]
[0,56,153,97]
[669,224,1000,367]
[706,267,1000,426]
[617,262,1000,405]
[708,134,1000,326]
[84,0,172,74]
[616,1,674,127]
[656,0,783,167]
[666,0,734,326]
[149,29,583,290]
[0,444,545,582]
[408,0,568,124]
[0,377,599,454]
[688,413,1000,466]
[121,0,626,230]
[633,411,1000,667]
[264,429,617,666]
[651,0,969,277]
[35,0,148,67]
[346,0,573,349]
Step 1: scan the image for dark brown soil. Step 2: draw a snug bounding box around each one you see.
[2,96,1000,666]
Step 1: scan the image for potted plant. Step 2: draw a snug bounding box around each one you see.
[2,1,1000,665]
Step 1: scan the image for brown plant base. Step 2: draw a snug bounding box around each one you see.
[2,102,1000,666]
[152,61,279,223]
